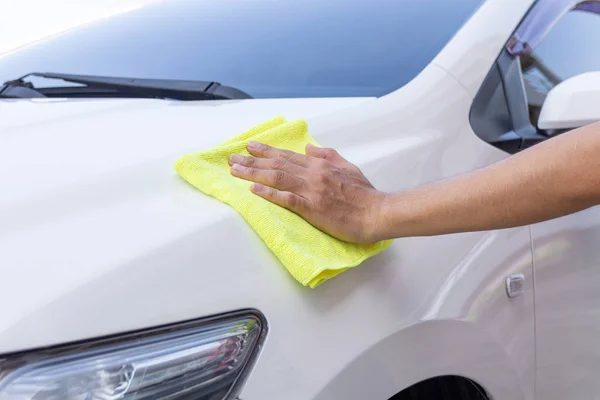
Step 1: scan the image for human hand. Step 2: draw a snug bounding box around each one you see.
[229,142,386,244]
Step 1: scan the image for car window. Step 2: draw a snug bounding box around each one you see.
[0,0,482,99]
[469,0,600,154]
[520,8,600,125]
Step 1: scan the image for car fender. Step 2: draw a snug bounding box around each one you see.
[314,319,526,400]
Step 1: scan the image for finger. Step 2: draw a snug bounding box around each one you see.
[247,142,311,167]
[250,183,309,214]
[231,163,306,192]
[306,143,361,171]
[228,154,305,175]
[305,143,346,164]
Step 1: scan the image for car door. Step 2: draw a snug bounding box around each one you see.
[466,1,600,398]
[521,6,600,400]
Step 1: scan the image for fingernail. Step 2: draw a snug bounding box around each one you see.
[231,163,245,172]
[251,183,263,192]
[247,141,260,150]
[229,154,243,164]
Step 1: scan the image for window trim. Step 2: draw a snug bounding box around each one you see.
[507,0,600,56]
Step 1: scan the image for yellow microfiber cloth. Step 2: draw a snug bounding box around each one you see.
[174,116,392,288]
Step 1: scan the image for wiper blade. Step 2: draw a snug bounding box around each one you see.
[0,72,252,100]
[0,81,46,99]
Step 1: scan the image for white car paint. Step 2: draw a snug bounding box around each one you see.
[537,71,600,130]
[2,0,598,399]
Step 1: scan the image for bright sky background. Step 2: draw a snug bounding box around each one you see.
[0,0,162,55]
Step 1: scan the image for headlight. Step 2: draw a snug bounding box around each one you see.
[0,311,266,400]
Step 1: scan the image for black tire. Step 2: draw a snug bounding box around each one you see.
[390,376,488,400]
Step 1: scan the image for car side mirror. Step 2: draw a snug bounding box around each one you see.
[538,71,600,130]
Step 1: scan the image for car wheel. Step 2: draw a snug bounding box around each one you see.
[390,376,488,400]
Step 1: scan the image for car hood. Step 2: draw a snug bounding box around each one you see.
[0,96,374,352]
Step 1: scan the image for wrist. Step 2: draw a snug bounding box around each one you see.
[368,190,419,242]
[364,190,392,243]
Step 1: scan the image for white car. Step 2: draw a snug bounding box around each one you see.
[1,0,600,399]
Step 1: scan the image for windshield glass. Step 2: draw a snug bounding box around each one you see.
[0,0,482,99]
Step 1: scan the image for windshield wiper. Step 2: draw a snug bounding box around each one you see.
[0,72,252,100]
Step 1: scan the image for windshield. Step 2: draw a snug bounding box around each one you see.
[0,0,482,99]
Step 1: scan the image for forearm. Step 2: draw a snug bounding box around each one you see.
[376,122,600,240]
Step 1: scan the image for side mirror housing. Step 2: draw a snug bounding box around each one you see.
[538,71,600,130]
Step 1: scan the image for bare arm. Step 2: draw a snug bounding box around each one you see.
[229,122,600,244]
[377,122,600,240]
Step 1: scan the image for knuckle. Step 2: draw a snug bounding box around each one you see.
[281,150,295,162]
[273,170,287,184]
[323,148,337,159]
[284,192,297,207]
[272,157,287,169]
[244,156,256,167]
